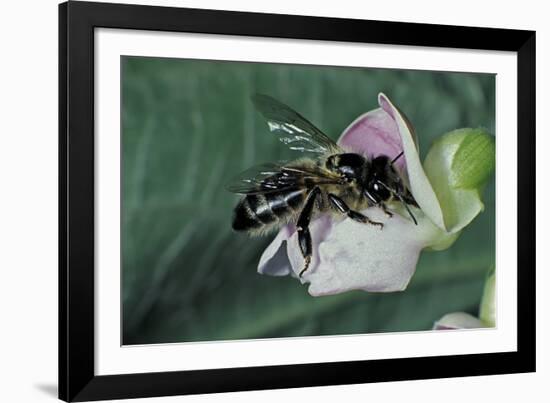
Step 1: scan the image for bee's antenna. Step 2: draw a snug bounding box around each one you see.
[396,194,418,225]
[376,180,418,225]
[391,151,404,165]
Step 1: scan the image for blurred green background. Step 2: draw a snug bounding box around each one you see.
[121,56,495,345]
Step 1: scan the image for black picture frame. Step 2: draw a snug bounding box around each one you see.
[59,1,536,401]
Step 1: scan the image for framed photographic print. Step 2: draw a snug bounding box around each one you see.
[59,1,535,401]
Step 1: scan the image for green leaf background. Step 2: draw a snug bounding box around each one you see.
[122,57,495,344]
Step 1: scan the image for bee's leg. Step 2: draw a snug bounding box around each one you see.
[380,203,393,218]
[297,186,321,278]
[328,194,384,229]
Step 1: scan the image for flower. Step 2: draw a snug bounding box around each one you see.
[433,269,496,329]
[433,312,486,330]
[258,93,494,297]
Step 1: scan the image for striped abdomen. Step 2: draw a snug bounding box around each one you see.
[232,188,307,233]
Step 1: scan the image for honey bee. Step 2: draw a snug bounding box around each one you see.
[228,94,418,277]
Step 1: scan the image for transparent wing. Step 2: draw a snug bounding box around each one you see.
[226,163,287,194]
[226,162,340,195]
[252,94,341,155]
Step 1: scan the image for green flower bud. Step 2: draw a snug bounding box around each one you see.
[479,267,496,327]
[423,128,495,233]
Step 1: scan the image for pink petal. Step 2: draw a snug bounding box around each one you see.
[339,93,445,231]
[338,108,407,171]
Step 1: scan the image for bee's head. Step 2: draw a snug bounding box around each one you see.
[364,181,391,204]
[326,153,367,182]
[365,156,393,203]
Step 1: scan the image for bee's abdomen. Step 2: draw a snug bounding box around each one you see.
[232,189,306,232]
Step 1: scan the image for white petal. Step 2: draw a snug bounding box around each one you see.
[378,93,446,231]
[285,208,447,296]
[257,225,294,276]
[433,312,486,330]
[285,215,335,284]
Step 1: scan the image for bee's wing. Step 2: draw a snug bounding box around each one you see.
[226,162,340,195]
[226,163,287,194]
[252,94,342,155]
